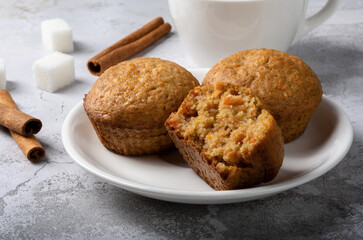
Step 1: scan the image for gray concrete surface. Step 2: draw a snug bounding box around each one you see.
[0,0,362,239]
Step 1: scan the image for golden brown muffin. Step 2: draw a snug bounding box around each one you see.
[203,49,322,143]
[84,57,199,155]
[165,82,284,190]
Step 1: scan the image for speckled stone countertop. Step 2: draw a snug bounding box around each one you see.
[0,0,362,239]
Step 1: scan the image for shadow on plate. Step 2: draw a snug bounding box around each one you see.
[158,148,189,168]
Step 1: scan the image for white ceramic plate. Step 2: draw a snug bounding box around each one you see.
[62,68,353,204]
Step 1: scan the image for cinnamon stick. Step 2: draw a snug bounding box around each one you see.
[0,103,42,136]
[11,132,45,161]
[0,90,45,161]
[87,17,172,76]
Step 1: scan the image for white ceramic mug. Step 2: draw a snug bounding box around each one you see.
[168,0,339,67]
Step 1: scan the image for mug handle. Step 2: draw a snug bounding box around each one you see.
[292,0,339,45]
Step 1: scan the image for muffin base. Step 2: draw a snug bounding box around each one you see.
[279,110,315,143]
[89,119,173,156]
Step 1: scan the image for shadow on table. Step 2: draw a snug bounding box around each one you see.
[288,39,363,84]
[105,172,360,239]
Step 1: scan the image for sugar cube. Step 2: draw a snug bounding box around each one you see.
[32,52,75,92]
[41,18,74,53]
[0,59,5,90]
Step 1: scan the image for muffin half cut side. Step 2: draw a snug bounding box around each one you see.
[165,83,284,190]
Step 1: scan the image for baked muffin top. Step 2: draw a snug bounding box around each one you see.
[84,57,199,129]
[202,49,322,122]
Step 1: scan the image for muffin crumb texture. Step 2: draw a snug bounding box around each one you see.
[166,83,284,190]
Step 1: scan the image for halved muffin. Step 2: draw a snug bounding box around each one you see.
[165,82,284,190]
